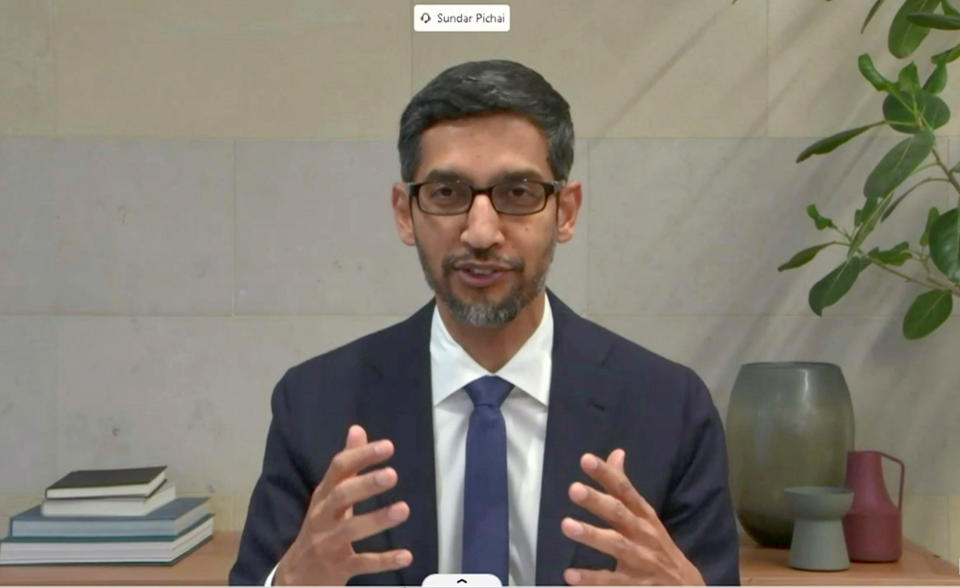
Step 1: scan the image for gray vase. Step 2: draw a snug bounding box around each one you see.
[726,362,854,547]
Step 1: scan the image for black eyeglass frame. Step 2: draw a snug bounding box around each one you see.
[406,178,566,216]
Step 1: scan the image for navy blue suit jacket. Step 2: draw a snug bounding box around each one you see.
[230,292,740,585]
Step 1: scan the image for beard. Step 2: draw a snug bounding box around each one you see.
[415,235,556,327]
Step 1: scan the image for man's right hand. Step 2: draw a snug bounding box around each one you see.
[274,424,412,585]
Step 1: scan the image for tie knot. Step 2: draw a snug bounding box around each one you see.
[464,376,512,408]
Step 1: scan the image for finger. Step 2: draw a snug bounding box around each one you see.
[568,482,642,539]
[561,517,637,563]
[315,439,395,498]
[345,424,368,450]
[345,547,413,577]
[339,426,368,519]
[580,452,656,522]
[338,500,410,543]
[608,448,626,471]
[320,467,399,521]
[564,567,631,586]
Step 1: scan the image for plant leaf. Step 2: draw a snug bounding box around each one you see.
[917,90,950,128]
[898,62,921,93]
[809,257,867,316]
[796,122,885,162]
[920,206,941,246]
[890,0,941,58]
[907,12,960,28]
[863,0,888,32]
[806,203,837,230]
[923,61,947,94]
[863,131,935,201]
[883,90,950,132]
[883,94,917,132]
[868,241,913,265]
[929,207,960,281]
[903,289,953,338]
[859,54,892,91]
[943,0,960,16]
[932,42,960,63]
[779,243,834,271]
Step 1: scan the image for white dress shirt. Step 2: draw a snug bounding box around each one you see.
[266,296,553,586]
[431,295,552,586]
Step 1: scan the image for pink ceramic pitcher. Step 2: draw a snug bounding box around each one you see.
[842,450,905,562]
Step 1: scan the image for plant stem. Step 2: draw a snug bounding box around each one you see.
[932,147,960,199]
[862,255,948,291]
[854,246,960,295]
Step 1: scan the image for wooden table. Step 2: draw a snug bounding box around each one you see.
[1,531,958,585]
[740,536,960,585]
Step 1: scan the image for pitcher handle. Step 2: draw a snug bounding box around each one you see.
[880,452,905,512]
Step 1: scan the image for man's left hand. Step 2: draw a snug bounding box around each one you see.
[561,449,705,586]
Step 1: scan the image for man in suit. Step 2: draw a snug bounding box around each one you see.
[230,59,740,586]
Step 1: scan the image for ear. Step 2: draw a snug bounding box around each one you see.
[555,180,582,244]
[392,183,416,246]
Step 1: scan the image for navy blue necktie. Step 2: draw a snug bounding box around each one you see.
[462,375,512,585]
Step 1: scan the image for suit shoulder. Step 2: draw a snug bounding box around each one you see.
[280,318,409,383]
[571,315,710,403]
[276,302,433,395]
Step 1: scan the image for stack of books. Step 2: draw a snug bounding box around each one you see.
[0,466,213,565]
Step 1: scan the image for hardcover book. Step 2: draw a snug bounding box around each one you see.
[42,481,176,517]
[45,466,167,500]
[11,497,209,538]
[0,515,213,565]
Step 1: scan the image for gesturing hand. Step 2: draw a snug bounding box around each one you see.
[275,425,413,585]
[561,449,704,586]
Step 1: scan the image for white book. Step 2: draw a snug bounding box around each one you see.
[41,481,176,517]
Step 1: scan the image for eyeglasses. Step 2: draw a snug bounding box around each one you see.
[406,178,565,216]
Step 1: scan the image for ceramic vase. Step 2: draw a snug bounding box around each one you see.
[726,362,855,547]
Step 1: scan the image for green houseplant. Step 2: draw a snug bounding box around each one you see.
[778,0,960,338]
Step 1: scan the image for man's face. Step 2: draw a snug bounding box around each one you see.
[392,112,581,327]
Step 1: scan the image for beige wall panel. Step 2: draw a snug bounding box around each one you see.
[903,495,950,560]
[0,0,56,134]
[201,492,246,532]
[412,0,767,138]
[0,138,234,314]
[0,318,58,494]
[235,139,431,315]
[53,0,411,138]
[586,137,948,317]
[770,1,960,137]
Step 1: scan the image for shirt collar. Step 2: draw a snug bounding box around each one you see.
[430,294,553,407]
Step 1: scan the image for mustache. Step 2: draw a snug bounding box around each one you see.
[441,249,524,272]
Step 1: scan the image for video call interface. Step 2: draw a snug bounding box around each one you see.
[1,1,959,588]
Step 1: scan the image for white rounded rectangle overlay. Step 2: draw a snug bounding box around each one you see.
[414,4,511,32]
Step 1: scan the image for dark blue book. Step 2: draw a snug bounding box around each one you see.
[7,497,210,539]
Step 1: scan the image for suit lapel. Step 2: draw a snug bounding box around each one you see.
[535,292,624,586]
[358,301,438,586]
